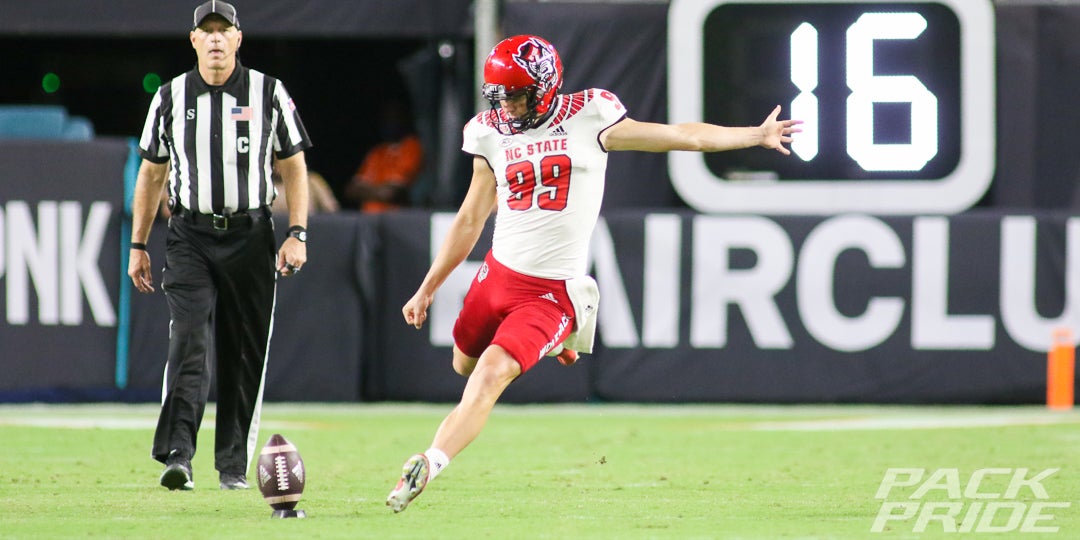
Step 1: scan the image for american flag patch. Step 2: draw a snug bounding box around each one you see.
[287,98,296,112]
[230,106,252,121]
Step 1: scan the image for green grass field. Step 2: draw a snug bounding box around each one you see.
[1,403,1078,539]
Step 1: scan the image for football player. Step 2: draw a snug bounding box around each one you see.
[388,34,801,513]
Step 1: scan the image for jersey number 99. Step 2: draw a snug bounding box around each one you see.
[505,155,572,211]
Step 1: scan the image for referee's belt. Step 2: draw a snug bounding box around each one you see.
[172,206,270,231]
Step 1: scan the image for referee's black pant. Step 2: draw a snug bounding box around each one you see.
[152,208,277,477]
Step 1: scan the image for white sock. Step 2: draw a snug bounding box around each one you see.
[425,447,450,480]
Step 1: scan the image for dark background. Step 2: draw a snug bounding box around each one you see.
[0,37,430,206]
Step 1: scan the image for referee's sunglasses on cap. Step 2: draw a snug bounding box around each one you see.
[193,0,239,29]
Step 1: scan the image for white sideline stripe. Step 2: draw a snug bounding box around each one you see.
[2,404,1078,431]
[0,417,315,430]
[749,414,1079,431]
[0,418,159,429]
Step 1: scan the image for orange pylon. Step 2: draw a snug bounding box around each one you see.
[1047,328,1075,410]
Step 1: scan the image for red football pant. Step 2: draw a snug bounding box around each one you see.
[453,251,576,372]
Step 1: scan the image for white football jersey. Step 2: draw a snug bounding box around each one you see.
[462,89,627,279]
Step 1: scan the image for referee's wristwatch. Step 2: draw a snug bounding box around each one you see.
[287,225,307,243]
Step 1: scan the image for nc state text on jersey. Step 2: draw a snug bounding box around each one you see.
[505,138,568,161]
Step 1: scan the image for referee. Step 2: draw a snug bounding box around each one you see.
[127,0,312,491]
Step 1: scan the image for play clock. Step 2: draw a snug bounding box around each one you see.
[668,0,995,214]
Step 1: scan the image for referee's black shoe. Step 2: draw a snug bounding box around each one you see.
[160,460,194,491]
[219,472,250,490]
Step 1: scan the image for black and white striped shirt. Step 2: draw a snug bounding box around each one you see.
[138,62,312,214]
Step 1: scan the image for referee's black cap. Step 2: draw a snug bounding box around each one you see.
[193,0,239,29]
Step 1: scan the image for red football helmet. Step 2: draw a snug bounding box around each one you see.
[481,35,564,133]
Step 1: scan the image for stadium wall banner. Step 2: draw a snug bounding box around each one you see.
[0,140,126,396]
[0,196,1076,403]
[370,210,1078,404]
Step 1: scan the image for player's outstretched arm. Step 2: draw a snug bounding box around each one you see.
[602,105,801,155]
[402,156,497,329]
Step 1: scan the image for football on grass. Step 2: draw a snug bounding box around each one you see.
[256,433,305,511]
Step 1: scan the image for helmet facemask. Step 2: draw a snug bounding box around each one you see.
[482,84,544,135]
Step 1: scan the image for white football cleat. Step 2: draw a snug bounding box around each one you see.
[386,453,430,513]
